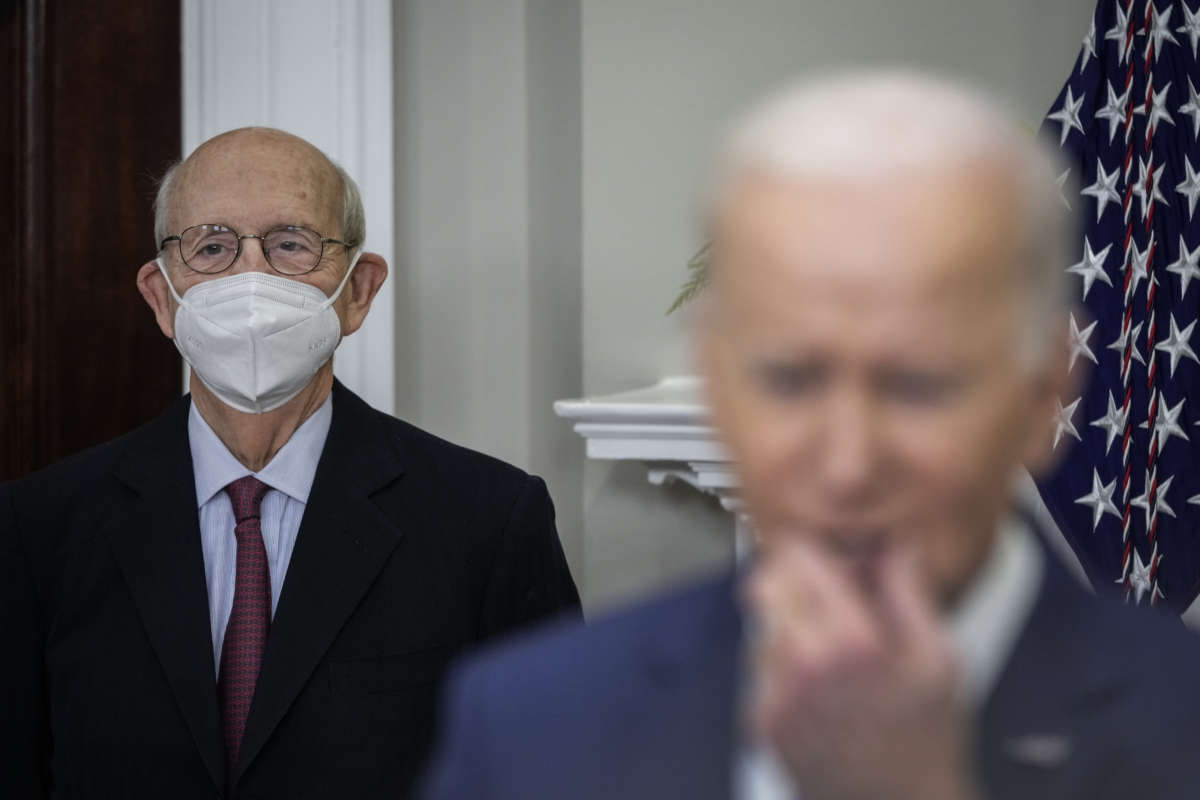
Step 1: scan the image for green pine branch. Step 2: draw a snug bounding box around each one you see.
[666,242,712,315]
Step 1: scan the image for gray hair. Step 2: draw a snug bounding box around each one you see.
[153,150,367,252]
[711,69,1075,364]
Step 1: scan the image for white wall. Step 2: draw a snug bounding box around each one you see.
[393,0,584,574]
[394,0,1098,612]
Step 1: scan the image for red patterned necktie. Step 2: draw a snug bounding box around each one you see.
[218,475,272,771]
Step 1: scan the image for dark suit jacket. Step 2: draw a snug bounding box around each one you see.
[0,381,580,799]
[422,536,1200,799]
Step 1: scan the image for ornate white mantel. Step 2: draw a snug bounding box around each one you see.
[554,376,755,556]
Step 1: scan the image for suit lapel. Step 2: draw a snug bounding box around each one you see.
[108,397,227,792]
[236,383,406,776]
[976,550,1131,791]
[627,574,743,799]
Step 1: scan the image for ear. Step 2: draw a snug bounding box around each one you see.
[136,259,177,339]
[1021,314,1081,477]
[338,251,388,336]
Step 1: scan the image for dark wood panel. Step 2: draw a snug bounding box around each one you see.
[1,0,181,481]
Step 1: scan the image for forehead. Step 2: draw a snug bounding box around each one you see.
[171,134,341,232]
[711,163,1026,327]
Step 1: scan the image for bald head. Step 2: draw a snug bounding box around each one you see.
[708,71,1073,361]
[154,127,365,250]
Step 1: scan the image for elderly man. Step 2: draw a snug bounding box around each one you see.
[0,127,579,799]
[421,73,1200,799]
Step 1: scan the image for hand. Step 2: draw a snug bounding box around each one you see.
[747,539,980,800]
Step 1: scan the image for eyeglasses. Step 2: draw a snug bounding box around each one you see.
[159,224,357,276]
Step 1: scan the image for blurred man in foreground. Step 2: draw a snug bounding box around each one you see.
[422,72,1200,799]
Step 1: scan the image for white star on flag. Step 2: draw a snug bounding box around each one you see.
[1122,544,1162,605]
[1146,4,1179,57]
[1135,81,1176,134]
[1180,77,1200,137]
[1095,80,1131,142]
[1054,396,1082,450]
[1125,237,1153,304]
[1105,3,1133,63]
[1090,391,1129,456]
[1082,159,1122,220]
[1179,1,1200,57]
[1068,313,1099,370]
[1049,86,1086,146]
[1133,475,1177,530]
[1081,17,1098,72]
[1176,155,1200,218]
[1067,237,1113,300]
[1154,314,1199,377]
[1056,168,1072,209]
[1139,393,1190,451]
[1167,236,1200,296]
[1107,320,1146,366]
[1132,157,1169,220]
[1075,468,1122,531]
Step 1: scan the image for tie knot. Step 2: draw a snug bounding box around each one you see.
[224,476,271,523]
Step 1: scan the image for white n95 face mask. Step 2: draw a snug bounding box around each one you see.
[157,252,361,414]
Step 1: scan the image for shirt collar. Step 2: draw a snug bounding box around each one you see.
[944,514,1044,707]
[188,393,334,507]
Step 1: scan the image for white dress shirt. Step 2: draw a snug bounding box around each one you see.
[736,516,1045,800]
[188,394,333,675]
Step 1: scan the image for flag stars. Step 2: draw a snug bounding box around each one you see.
[1056,168,1072,209]
[1124,545,1161,606]
[1095,81,1131,143]
[1146,4,1179,57]
[1090,391,1129,456]
[1154,314,1199,376]
[1126,237,1154,304]
[1139,393,1190,451]
[1067,237,1114,301]
[1068,313,1099,371]
[1082,159,1121,220]
[1081,17,1098,72]
[1049,86,1086,146]
[1054,396,1083,450]
[1075,469,1122,532]
[1105,3,1133,63]
[1107,320,1147,366]
[1135,81,1176,134]
[1176,156,1200,219]
[1179,1,1200,57]
[1132,475,1177,530]
[1132,157,1169,220]
[1179,77,1200,137]
[1167,236,1200,296]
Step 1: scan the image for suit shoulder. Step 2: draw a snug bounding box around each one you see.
[367,405,533,488]
[452,570,738,699]
[3,413,166,501]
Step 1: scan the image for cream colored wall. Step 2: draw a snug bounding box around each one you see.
[394,0,1098,612]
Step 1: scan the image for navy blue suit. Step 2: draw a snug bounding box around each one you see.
[423,539,1200,799]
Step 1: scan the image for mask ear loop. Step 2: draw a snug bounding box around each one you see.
[156,257,186,304]
[319,248,364,309]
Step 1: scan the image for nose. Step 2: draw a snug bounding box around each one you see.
[231,235,274,275]
[818,388,880,501]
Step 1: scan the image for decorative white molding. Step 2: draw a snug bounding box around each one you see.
[555,376,754,554]
[557,376,1102,574]
[181,0,395,413]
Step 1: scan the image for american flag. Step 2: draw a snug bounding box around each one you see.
[1038,0,1200,613]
